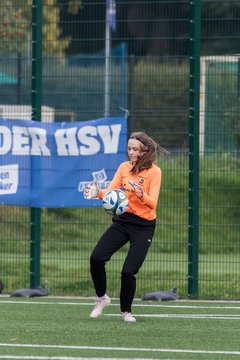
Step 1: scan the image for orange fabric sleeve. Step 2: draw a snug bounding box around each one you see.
[98,162,162,220]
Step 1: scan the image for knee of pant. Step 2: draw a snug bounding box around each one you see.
[121,271,135,282]
[90,253,100,265]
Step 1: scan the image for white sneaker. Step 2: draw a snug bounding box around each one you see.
[121,311,136,322]
[90,294,111,318]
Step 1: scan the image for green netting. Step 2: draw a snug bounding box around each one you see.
[204,56,240,153]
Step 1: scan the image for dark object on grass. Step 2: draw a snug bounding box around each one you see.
[10,286,49,297]
[142,287,180,301]
[0,279,3,294]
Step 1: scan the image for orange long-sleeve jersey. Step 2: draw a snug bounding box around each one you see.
[98,161,162,220]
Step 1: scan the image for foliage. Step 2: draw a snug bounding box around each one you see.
[57,0,240,56]
[0,0,71,54]
[41,0,70,55]
[0,0,28,52]
[68,0,82,15]
[2,1,240,56]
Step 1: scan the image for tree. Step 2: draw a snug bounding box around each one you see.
[0,0,29,52]
[0,0,81,55]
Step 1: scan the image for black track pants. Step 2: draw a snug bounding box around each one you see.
[90,213,156,313]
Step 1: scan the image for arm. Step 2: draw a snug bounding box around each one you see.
[97,164,123,200]
[130,167,162,210]
[141,168,161,209]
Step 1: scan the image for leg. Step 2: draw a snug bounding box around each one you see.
[90,221,128,297]
[120,225,155,313]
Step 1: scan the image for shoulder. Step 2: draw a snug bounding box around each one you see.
[149,163,161,176]
[139,164,161,179]
[118,161,132,170]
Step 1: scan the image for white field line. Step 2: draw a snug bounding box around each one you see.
[106,313,240,320]
[1,300,240,310]
[1,344,240,356]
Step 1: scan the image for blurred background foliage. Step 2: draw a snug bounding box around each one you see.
[1,0,240,56]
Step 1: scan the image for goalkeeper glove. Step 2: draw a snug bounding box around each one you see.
[84,180,99,199]
[129,180,144,199]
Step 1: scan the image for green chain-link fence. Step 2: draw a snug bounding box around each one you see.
[0,0,239,299]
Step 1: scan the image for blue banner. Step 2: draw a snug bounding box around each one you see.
[0,116,127,208]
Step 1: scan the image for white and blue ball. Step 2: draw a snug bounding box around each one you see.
[102,189,129,216]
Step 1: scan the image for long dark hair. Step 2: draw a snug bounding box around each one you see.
[129,132,167,174]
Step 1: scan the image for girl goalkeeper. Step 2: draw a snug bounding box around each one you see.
[84,131,167,322]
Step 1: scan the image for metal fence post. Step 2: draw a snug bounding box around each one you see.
[188,0,201,298]
[30,0,42,288]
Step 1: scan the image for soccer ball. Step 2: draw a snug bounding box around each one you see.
[102,189,129,216]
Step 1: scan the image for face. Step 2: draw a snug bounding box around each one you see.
[127,138,142,163]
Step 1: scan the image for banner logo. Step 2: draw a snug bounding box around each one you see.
[78,169,110,192]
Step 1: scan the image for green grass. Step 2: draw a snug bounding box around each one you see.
[0,297,240,359]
